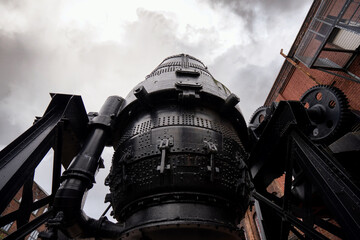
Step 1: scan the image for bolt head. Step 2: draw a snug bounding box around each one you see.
[313,128,319,136]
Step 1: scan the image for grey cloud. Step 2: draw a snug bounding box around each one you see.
[208,45,279,121]
[0,3,222,144]
[0,0,25,9]
[118,8,221,69]
[0,0,310,142]
[203,0,310,33]
[0,10,158,144]
[202,0,312,121]
[231,62,277,121]
[0,3,226,219]
[206,0,256,32]
[205,0,308,18]
[0,31,37,99]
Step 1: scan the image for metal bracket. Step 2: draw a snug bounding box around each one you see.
[175,81,202,102]
[203,140,219,182]
[179,89,200,100]
[157,138,174,174]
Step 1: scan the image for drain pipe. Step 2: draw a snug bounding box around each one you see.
[53,96,125,239]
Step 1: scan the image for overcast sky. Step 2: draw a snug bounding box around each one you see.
[0,0,312,220]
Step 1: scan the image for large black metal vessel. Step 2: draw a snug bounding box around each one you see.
[105,54,252,239]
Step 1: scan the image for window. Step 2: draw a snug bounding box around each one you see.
[28,230,39,240]
[1,222,13,232]
[295,0,360,71]
[331,28,360,50]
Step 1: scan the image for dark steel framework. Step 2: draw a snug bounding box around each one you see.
[0,94,89,239]
[248,100,360,239]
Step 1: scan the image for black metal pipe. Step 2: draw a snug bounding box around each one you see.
[60,128,108,188]
[53,96,125,239]
[133,85,153,109]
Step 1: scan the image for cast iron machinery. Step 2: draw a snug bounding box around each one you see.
[0,54,359,240]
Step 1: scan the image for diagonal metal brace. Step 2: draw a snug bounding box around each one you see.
[0,94,88,214]
[291,130,360,239]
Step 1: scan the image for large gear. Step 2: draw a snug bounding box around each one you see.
[248,106,271,141]
[248,106,269,129]
[300,85,349,143]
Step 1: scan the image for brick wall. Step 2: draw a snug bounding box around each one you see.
[279,57,360,110]
[0,182,48,240]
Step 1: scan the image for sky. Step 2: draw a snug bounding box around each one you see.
[0,0,312,220]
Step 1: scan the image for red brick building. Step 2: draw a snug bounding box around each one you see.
[0,182,48,240]
[266,0,360,108]
[243,0,360,239]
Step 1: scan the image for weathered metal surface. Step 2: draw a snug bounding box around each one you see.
[106,54,251,239]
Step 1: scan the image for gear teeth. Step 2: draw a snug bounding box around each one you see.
[300,85,350,144]
[248,106,269,126]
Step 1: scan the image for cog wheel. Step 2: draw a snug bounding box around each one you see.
[248,106,272,142]
[300,85,349,143]
[249,106,269,130]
